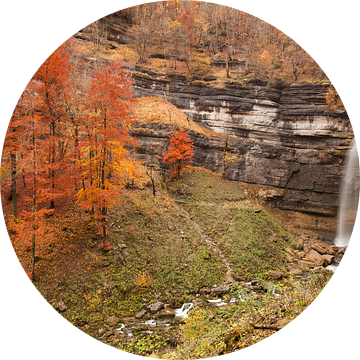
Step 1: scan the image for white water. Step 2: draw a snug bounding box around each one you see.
[335,139,360,247]
[174,302,193,318]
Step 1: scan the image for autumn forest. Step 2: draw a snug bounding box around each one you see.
[2,1,346,359]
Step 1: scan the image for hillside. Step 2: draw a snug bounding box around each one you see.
[4,167,338,358]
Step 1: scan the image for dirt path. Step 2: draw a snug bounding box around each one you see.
[180,206,235,284]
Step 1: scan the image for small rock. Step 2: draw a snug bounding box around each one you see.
[296,237,304,250]
[286,253,294,263]
[285,247,295,256]
[135,310,147,319]
[199,287,210,295]
[295,251,305,258]
[98,328,106,336]
[118,243,127,249]
[148,301,164,313]
[106,316,120,327]
[55,300,68,313]
[290,268,303,276]
[337,247,346,255]
[303,243,311,253]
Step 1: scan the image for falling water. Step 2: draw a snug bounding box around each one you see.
[335,139,360,247]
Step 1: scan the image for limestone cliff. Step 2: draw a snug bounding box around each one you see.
[131,67,353,216]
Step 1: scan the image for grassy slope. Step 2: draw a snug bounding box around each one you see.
[167,168,295,281]
[22,167,295,345]
[5,165,334,358]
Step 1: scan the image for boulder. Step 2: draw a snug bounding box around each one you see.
[321,254,334,265]
[298,260,316,269]
[148,301,164,313]
[311,244,327,255]
[305,250,325,266]
[327,245,337,255]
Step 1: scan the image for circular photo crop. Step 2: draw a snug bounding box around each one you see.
[1,1,359,359]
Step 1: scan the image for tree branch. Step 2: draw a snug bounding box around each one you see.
[250,323,281,331]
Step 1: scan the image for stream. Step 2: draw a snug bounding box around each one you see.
[100,262,339,342]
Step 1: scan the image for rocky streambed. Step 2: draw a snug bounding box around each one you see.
[90,236,344,352]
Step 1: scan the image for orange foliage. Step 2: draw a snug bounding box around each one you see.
[135,96,221,137]
[161,129,194,179]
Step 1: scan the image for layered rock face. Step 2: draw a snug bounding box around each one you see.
[132,68,353,216]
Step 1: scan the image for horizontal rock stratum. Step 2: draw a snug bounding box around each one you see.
[132,67,353,216]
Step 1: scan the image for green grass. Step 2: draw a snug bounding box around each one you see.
[34,166,303,357]
[167,167,296,281]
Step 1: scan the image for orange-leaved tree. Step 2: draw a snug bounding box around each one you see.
[33,43,73,209]
[6,82,55,281]
[76,61,139,247]
[161,129,194,179]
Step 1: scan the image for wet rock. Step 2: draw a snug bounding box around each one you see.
[135,310,148,319]
[106,316,120,327]
[148,301,164,313]
[172,317,185,325]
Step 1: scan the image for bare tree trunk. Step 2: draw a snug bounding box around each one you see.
[31,116,36,281]
[10,152,17,218]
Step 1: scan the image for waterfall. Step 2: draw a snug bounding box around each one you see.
[335,139,360,247]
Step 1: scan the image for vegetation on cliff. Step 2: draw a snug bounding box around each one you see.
[76,1,327,84]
